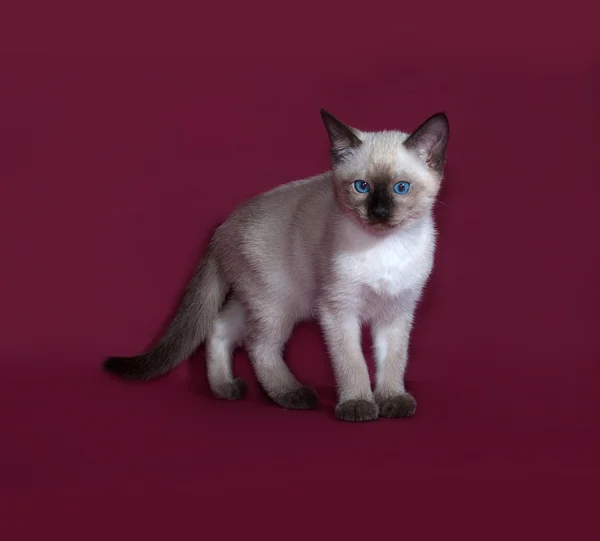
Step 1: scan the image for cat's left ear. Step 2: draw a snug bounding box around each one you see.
[320,109,363,166]
[403,113,449,173]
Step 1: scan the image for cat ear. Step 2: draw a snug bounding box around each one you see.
[320,109,362,166]
[403,113,449,173]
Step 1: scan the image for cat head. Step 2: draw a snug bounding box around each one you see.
[320,109,449,232]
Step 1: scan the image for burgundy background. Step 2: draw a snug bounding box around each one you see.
[1,1,600,539]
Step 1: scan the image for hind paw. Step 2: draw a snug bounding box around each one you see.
[275,386,319,410]
[212,378,248,400]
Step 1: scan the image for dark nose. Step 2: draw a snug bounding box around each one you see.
[371,205,390,220]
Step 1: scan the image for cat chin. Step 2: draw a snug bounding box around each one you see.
[342,211,403,236]
[362,221,402,236]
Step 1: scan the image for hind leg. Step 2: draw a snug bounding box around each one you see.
[206,297,247,400]
[245,305,318,410]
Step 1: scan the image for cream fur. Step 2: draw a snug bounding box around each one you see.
[104,111,449,422]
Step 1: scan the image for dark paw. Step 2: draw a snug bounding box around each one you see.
[277,386,319,410]
[213,378,248,400]
[378,393,417,418]
[335,400,379,422]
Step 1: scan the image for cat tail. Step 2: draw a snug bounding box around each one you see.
[102,245,229,380]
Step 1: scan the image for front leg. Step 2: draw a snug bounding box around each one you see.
[319,306,379,422]
[372,307,417,418]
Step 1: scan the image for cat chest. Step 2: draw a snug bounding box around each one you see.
[336,247,426,299]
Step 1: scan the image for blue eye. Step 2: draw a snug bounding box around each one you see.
[393,181,411,195]
[353,180,370,193]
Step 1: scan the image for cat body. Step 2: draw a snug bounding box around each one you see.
[104,110,449,422]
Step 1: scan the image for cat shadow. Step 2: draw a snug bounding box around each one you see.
[186,351,211,398]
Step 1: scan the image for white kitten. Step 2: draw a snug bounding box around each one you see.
[104,109,449,422]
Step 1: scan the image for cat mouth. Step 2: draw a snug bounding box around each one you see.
[365,220,398,232]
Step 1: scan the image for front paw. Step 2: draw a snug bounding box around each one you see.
[376,393,417,418]
[335,400,379,422]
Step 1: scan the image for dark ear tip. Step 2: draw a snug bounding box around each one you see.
[436,112,449,129]
[320,108,332,119]
[425,112,449,136]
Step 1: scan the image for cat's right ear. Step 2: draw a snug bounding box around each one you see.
[320,109,362,166]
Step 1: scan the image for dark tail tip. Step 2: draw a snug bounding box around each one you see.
[102,355,158,381]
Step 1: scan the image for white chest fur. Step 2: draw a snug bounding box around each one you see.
[332,214,436,310]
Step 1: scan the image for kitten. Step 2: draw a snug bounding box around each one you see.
[103,109,449,422]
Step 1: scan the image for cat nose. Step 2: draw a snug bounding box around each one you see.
[371,206,390,219]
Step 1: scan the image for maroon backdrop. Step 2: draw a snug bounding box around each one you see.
[2,1,600,539]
